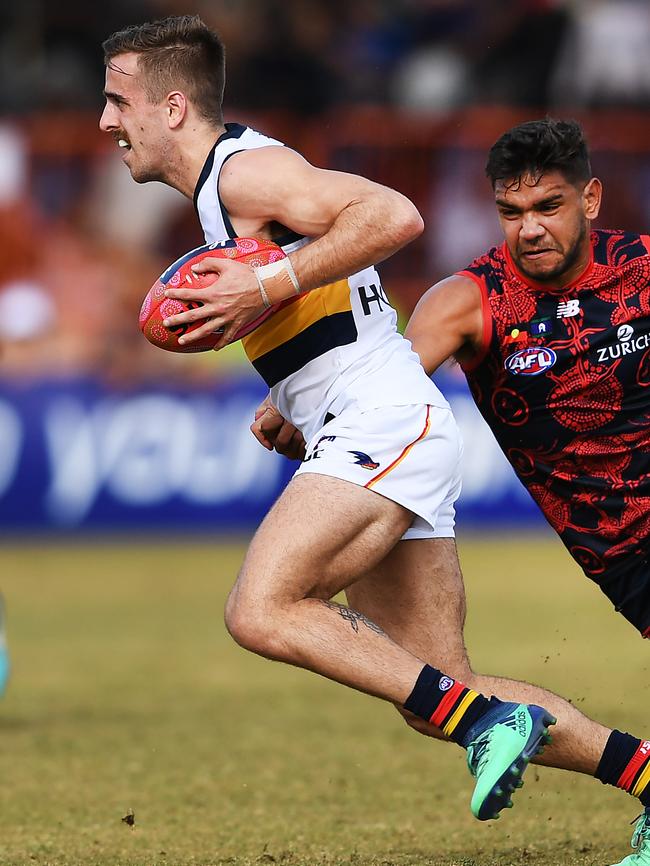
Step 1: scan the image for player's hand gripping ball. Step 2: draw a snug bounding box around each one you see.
[139,237,286,352]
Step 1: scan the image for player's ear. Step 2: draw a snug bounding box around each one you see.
[166,91,187,130]
[582,177,602,221]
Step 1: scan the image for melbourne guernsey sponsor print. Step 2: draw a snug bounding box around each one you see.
[596,323,650,363]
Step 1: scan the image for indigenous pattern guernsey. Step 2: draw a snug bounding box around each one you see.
[194,123,446,441]
[459,230,650,634]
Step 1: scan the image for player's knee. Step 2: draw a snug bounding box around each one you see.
[423,656,473,685]
[449,661,474,684]
[223,591,263,652]
[224,589,282,659]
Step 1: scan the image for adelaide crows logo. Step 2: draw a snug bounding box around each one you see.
[348,451,380,470]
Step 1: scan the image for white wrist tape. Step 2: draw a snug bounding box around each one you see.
[254,257,302,305]
[254,270,272,309]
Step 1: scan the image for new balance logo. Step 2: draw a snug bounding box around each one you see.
[556,299,580,318]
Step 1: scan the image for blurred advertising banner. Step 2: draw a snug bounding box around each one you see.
[0,375,542,533]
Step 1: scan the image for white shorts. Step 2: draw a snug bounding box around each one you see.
[293,403,463,540]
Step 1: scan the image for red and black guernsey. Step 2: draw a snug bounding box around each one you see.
[459,230,650,636]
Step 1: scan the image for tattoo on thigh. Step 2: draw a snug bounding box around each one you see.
[320,600,386,636]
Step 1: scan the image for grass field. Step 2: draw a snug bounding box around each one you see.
[0,533,647,866]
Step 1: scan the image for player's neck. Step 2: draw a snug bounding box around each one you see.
[546,221,595,289]
[553,242,593,289]
[162,124,226,199]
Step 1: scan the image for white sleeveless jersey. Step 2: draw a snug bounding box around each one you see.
[194,123,448,440]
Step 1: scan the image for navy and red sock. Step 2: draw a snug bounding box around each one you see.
[404,663,497,746]
[596,731,650,806]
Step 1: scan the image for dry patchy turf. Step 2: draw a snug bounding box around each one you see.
[0,533,647,866]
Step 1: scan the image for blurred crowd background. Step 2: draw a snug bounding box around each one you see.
[1,0,650,382]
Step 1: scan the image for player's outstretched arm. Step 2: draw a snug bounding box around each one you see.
[404,275,486,374]
[163,146,423,348]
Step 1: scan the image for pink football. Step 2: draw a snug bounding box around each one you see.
[139,236,287,353]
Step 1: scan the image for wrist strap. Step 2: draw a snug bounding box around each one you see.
[254,257,302,305]
[254,270,272,309]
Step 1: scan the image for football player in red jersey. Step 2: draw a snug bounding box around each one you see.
[407,118,650,642]
[396,117,650,866]
[255,119,650,864]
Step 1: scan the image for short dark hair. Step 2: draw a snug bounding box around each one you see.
[486,118,592,189]
[102,15,225,125]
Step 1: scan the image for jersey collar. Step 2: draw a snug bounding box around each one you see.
[192,123,248,214]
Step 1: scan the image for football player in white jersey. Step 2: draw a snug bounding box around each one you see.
[100,14,557,822]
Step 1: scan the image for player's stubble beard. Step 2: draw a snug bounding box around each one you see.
[128,134,175,186]
[514,216,589,286]
[128,152,166,185]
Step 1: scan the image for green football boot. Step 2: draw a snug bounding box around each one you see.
[466,703,556,820]
[609,809,650,865]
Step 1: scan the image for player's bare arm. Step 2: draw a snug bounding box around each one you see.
[404,274,485,373]
[163,145,423,348]
[221,146,424,285]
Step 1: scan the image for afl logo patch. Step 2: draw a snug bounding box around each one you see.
[439,676,455,692]
[505,347,557,376]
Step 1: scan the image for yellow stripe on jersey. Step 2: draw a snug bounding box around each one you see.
[242,279,351,362]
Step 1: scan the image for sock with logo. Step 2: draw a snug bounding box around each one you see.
[595,731,650,806]
[403,664,497,747]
